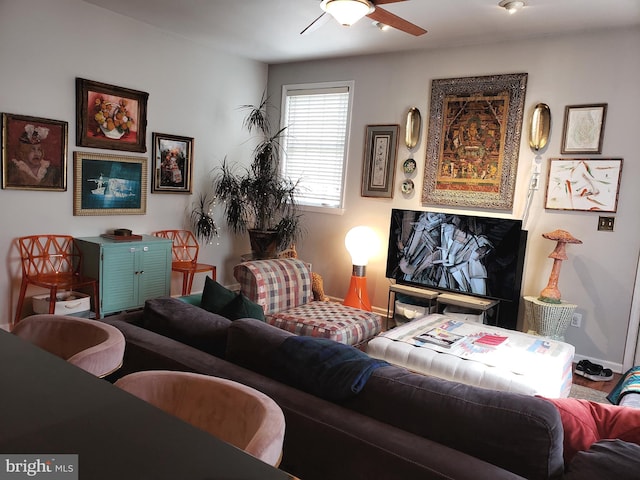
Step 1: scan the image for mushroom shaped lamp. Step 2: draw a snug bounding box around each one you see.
[539,229,582,303]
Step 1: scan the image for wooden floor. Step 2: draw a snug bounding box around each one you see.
[572,363,622,394]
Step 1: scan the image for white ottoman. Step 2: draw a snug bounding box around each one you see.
[367,314,575,398]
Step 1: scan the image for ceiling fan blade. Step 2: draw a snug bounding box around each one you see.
[372,0,408,5]
[367,6,427,36]
[301,12,329,35]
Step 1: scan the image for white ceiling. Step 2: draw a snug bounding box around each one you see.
[82,0,640,64]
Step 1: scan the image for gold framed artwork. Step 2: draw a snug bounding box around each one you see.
[73,151,147,216]
[151,132,193,194]
[76,78,148,153]
[561,104,607,154]
[1,113,68,191]
[361,124,399,198]
[545,158,622,212]
[422,73,528,210]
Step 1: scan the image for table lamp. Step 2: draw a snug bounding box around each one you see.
[343,226,379,311]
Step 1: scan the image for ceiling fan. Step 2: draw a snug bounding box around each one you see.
[301,0,427,36]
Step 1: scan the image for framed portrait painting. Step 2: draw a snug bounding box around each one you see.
[561,104,607,154]
[73,151,147,216]
[151,132,193,193]
[76,78,148,153]
[422,73,528,210]
[1,113,68,191]
[361,124,399,198]
[545,158,622,212]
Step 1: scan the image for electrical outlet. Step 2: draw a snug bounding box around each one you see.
[571,313,582,328]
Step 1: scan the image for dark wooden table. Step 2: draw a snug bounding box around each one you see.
[0,329,295,480]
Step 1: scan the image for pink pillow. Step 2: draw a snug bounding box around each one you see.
[543,397,640,463]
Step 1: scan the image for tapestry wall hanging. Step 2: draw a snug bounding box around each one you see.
[422,73,528,210]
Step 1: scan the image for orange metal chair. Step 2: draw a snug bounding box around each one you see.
[15,235,100,325]
[153,230,216,295]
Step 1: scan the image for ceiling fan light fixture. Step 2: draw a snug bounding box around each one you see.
[374,21,390,31]
[499,0,525,14]
[321,0,373,27]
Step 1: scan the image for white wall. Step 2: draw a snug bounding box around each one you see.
[0,0,267,327]
[268,28,640,371]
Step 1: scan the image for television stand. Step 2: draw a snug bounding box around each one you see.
[436,293,500,325]
[386,283,500,328]
[386,284,439,330]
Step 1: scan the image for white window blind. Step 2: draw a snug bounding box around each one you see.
[281,83,352,209]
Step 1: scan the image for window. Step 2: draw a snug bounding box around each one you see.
[280,82,353,210]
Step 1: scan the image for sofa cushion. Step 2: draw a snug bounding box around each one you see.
[565,439,640,480]
[200,276,237,313]
[225,317,293,374]
[220,292,266,321]
[142,297,231,358]
[340,365,565,480]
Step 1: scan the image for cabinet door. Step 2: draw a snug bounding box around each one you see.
[101,245,137,314]
[137,243,171,302]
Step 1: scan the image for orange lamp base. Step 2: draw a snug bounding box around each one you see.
[343,275,372,311]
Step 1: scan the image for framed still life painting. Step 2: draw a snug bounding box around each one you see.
[1,113,68,191]
[76,78,149,153]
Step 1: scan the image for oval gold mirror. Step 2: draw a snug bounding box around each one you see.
[529,103,551,151]
[405,107,421,149]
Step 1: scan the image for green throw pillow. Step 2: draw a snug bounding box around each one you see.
[200,276,236,313]
[220,293,266,321]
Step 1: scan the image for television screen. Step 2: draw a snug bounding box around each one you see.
[386,209,527,309]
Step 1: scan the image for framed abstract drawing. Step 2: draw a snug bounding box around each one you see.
[561,104,607,154]
[545,158,622,212]
[361,124,399,198]
[76,78,149,153]
[1,113,68,191]
[422,73,528,210]
[151,132,193,193]
[73,151,147,216]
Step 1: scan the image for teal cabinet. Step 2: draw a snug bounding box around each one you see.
[76,235,172,317]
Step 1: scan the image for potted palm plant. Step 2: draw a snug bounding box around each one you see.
[213,95,302,259]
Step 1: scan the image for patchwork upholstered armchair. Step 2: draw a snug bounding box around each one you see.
[234,258,382,346]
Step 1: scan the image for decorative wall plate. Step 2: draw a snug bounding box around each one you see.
[403,158,417,174]
[401,179,414,194]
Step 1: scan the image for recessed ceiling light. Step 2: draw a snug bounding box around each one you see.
[499,0,525,14]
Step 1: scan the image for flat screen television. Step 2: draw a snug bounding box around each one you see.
[385,209,527,328]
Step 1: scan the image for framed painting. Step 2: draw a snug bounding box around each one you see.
[361,124,399,198]
[76,78,148,153]
[561,104,607,154]
[73,151,147,216]
[545,158,622,212]
[151,132,193,193]
[1,113,68,191]
[422,73,528,210]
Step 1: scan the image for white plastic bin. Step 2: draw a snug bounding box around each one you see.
[32,291,91,317]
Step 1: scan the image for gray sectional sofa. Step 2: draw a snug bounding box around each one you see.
[102,297,639,480]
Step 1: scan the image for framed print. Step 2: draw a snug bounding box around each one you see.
[73,151,147,216]
[545,158,622,212]
[561,103,607,154]
[76,78,148,153]
[1,113,68,191]
[151,132,193,193]
[422,73,528,210]
[362,124,399,198]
